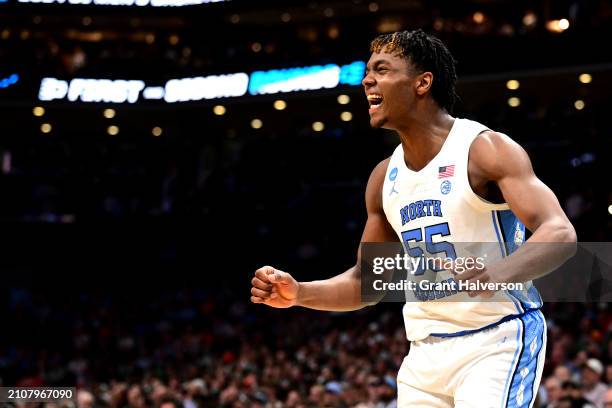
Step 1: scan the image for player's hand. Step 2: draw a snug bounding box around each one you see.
[450,258,496,299]
[250,266,299,308]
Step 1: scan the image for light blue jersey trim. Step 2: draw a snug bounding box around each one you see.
[492,210,524,314]
[501,318,523,408]
[505,309,545,408]
[529,312,546,407]
[491,211,508,257]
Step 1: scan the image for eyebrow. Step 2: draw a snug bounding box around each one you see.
[365,59,391,72]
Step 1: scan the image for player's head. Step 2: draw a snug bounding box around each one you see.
[362,29,458,129]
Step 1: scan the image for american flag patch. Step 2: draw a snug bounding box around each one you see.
[438,165,455,178]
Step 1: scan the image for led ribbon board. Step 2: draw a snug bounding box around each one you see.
[248,61,365,95]
[0,74,19,89]
[37,61,366,103]
[17,0,227,6]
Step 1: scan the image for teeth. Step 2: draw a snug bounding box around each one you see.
[367,94,383,106]
[367,94,383,108]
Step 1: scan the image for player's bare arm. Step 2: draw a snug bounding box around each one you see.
[454,131,577,294]
[250,158,397,311]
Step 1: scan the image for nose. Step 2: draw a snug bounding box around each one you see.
[362,72,375,88]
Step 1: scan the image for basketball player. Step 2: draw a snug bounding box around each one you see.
[250,29,576,407]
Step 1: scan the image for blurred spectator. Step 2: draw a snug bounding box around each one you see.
[556,366,574,383]
[606,365,612,386]
[604,388,612,408]
[544,377,563,408]
[582,359,607,408]
[158,396,182,408]
[77,390,95,408]
[562,380,597,408]
[127,384,147,408]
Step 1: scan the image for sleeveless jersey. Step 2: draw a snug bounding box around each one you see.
[382,118,542,341]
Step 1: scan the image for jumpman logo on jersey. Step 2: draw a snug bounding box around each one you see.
[389,181,399,196]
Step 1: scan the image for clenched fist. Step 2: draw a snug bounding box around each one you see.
[250,266,299,308]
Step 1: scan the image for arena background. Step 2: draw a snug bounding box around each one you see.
[1,0,612,407]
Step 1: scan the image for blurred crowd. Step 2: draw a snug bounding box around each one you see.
[4,289,612,408]
[1,0,611,79]
[6,288,404,408]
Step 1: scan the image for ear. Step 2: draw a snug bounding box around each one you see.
[415,72,433,96]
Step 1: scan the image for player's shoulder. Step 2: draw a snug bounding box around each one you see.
[470,130,531,178]
[367,157,392,188]
[472,129,518,153]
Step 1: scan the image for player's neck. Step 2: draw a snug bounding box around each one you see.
[396,108,455,172]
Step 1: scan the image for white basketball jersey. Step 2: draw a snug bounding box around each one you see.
[382,118,542,342]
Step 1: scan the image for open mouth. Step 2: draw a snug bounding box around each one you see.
[367,94,384,111]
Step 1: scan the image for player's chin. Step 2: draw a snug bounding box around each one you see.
[369,115,387,129]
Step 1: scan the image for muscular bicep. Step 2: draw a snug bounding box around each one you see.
[473,132,573,237]
[498,166,569,234]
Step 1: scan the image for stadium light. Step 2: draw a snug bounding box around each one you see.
[337,94,350,105]
[473,12,484,24]
[546,19,569,33]
[40,123,52,133]
[506,80,520,90]
[312,121,324,132]
[508,97,520,107]
[340,111,352,121]
[579,73,592,84]
[523,12,537,27]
